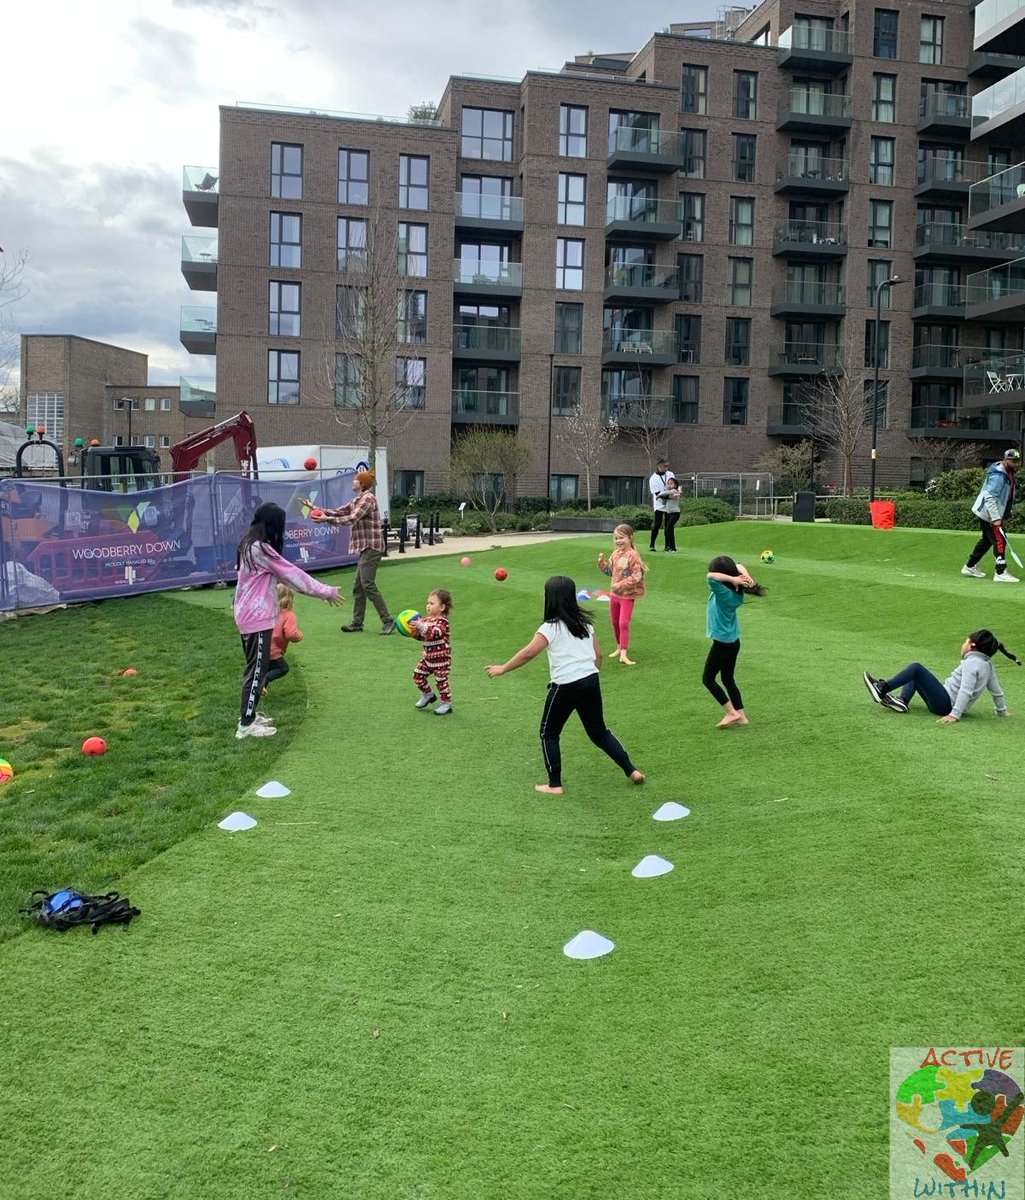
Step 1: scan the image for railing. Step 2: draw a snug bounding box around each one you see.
[235,100,445,126]
[180,377,216,405]
[911,344,961,369]
[766,403,810,427]
[605,196,680,224]
[455,192,524,222]
[910,405,1017,431]
[965,258,1025,305]
[453,261,523,287]
[913,222,1025,254]
[182,165,219,194]
[452,325,522,353]
[974,0,1025,45]
[913,282,966,308]
[601,396,674,425]
[180,306,217,334]
[965,353,1025,398]
[968,160,1025,219]
[181,235,218,264]
[451,390,520,418]
[972,64,1025,127]
[778,23,851,53]
[919,92,970,121]
[604,264,679,290]
[917,158,993,187]
[773,220,847,247]
[778,90,851,119]
[776,152,848,182]
[607,127,684,156]
[771,281,845,306]
[770,342,843,369]
[601,330,678,355]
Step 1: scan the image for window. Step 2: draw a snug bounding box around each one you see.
[869,200,893,248]
[723,378,749,425]
[395,470,425,500]
[114,436,124,447]
[920,15,944,64]
[335,353,362,407]
[398,223,428,277]
[597,476,646,506]
[550,474,578,504]
[160,397,171,411]
[336,286,367,336]
[557,173,586,224]
[559,105,587,157]
[399,155,429,209]
[673,376,699,424]
[608,111,659,155]
[144,397,156,412]
[338,150,370,204]
[678,254,704,303]
[865,380,888,426]
[270,213,302,268]
[160,435,171,448]
[872,74,896,123]
[144,435,156,449]
[555,303,583,353]
[556,238,584,290]
[873,9,898,58]
[733,134,756,183]
[734,71,758,119]
[268,350,299,406]
[728,258,753,306]
[461,174,512,220]
[681,64,708,115]
[729,197,754,246]
[867,261,895,306]
[865,320,891,369]
[396,357,426,409]
[271,143,303,199]
[269,282,301,337]
[552,366,581,415]
[337,217,367,272]
[461,107,514,160]
[676,313,702,362]
[398,290,427,344]
[870,137,895,185]
[680,193,704,242]
[726,318,751,366]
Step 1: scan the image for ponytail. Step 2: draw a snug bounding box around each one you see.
[969,628,1022,665]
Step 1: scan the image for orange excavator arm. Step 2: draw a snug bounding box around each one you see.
[169,411,258,482]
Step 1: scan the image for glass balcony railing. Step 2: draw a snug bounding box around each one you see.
[452,325,522,353]
[180,376,216,405]
[601,396,674,426]
[910,405,1015,431]
[776,152,848,182]
[974,0,1025,44]
[973,65,1025,126]
[604,264,679,290]
[770,342,843,369]
[766,403,811,427]
[779,90,851,119]
[451,390,520,418]
[180,306,217,334]
[968,160,1025,218]
[966,257,1025,305]
[778,23,851,53]
[601,330,678,355]
[182,166,219,194]
[605,196,680,224]
[454,192,524,222]
[918,92,970,122]
[917,158,993,187]
[773,219,848,247]
[772,281,845,306]
[911,344,962,370]
[913,282,966,308]
[181,235,218,264]
[607,127,684,157]
[453,261,523,287]
[964,353,1025,398]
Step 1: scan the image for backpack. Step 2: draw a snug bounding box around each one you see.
[21,888,141,934]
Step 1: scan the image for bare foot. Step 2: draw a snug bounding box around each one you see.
[608,648,622,660]
[629,770,646,784]
[717,713,749,728]
[620,656,637,666]
[534,784,564,795]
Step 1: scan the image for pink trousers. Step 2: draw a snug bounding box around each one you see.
[609,596,636,652]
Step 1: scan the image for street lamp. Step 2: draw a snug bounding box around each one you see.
[869,274,903,502]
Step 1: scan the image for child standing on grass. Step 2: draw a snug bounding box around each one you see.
[597,523,648,666]
[703,555,767,729]
[863,629,1019,721]
[412,588,454,716]
[485,575,645,795]
[263,584,303,692]
[234,502,342,740]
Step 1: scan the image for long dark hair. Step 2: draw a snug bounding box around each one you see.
[238,502,285,568]
[543,575,593,639]
[968,628,1022,664]
[709,555,767,597]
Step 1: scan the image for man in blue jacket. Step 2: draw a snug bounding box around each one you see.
[962,448,1021,582]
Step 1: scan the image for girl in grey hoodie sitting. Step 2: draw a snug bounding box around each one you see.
[863,629,1019,722]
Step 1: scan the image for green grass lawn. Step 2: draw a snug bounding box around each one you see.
[1,523,1023,1199]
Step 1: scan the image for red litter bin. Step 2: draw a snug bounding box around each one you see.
[869,500,896,529]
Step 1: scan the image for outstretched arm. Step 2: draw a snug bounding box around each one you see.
[485,633,548,677]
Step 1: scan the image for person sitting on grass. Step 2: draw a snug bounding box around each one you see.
[863,629,1019,722]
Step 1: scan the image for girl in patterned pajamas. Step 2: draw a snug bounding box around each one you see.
[412,589,454,715]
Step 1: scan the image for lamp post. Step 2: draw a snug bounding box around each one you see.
[119,396,137,448]
[869,274,903,502]
[547,352,555,509]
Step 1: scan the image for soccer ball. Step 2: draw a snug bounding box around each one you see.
[396,609,422,638]
[760,549,775,564]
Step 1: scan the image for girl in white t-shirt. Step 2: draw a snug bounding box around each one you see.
[485,575,645,795]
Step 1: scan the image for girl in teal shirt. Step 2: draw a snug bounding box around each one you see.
[703,556,766,728]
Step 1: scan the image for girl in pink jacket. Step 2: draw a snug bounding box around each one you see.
[597,523,649,666]
[233,502,342,739]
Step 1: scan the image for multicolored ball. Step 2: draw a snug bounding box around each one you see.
[0,759,13,784]
[396,609,422,638]
[760,549,776,564]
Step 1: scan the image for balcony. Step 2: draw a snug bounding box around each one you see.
[910,344,963,379]
[772,220,848,259]
[776,90,851,133]
[770,280,845,318]
[777,23,852,73]
[451,390,520,425]
[914,221,1025,264]
[601,396,674,428]
[179,376,216,418]
[912,282,966,319]
[181,236,217,291]
[182,165,219,228]
[601,330,678,365]
[767,342,843,376]
[971,65,1025,140]
[605,197,680,241]
[973,0,1025,56]
[453,191,524,236]
[774,153,848,195]
[915,158,992,200]
[964,353,1025,403]
[766,403,812,435]
[968,162,1025,233]
[908,404,1016,437]
[607,127,687,174]
[967,50,1021,78]
[453,260,522,299]
[451,325,522,362]
[965,258,1025,322]
[917,92,971,136]
[603,263,678,302]
[180,306,216,355]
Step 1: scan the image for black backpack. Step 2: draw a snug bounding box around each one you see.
[21,888,141,934]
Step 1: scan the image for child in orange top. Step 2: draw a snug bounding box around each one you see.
[412,588,453,715]
[597,523,648,666]
[265,584,303,689]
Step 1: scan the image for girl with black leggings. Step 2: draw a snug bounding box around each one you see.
[702,556,767,728]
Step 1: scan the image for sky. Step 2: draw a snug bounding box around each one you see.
[1,0,720,388]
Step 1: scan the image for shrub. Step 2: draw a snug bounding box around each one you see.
[821,496,1025,531]
[512,496,551,515]
[928,467,986,502]
[683,498,737,524]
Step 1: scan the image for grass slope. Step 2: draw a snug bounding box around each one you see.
[1,523,1022,1200]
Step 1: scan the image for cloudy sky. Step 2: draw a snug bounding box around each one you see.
[2,0,719,386]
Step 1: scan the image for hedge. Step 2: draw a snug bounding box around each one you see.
[822,497,1025,532]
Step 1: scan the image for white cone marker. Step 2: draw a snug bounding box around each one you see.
[563,930,615,959]
[218,811,257,831]
[256,781,291,798]
[632,855,674,878]
[652,802,690,821]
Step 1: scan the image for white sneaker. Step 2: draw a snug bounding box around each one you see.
[236,720,277,739]
[253,712,273,725]
[961,565,986,578]
[995,571,1020,583]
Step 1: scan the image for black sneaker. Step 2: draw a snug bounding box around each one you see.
[882,693,909,713]
[863,671,885,704]
[340,623,364,633]
[380,619,397,636]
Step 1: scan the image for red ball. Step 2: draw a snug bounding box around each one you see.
[494,567,508,581]
[119,668,138,677]
[460,556,472,567]
[304,457,318,471]
[310,507,325,519]
[82,737,108,756]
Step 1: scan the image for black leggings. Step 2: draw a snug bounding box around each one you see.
[538,672,637,788]
[239,630,272,725]
[265,656,290,686]
[702,639,743,709]
[664,511,680,551]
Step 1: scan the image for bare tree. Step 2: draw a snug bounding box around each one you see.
[755,439,815,493]
[449,427,533,532]
[907,437,980,483]
[798,354,873,496]
[0,249,28,405]
[614,369,671,466]
[556,398,619,510]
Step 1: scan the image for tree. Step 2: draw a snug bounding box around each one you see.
[0,249,28,408]
[449,427,533,532]
[556,399,619,510]
[755,439,815,493]
[798,354,873,496]
[407,101,439,124]
[907,437,980,484]
[613,370,671,467]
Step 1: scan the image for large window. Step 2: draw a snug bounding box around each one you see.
[398,223,428,277]
[268,350,299,406]
[681,64,708,115]
[399,155,429,209]
[678,254,703,303]
[608,111,659,154]
[873,74,896,122]
[681,193,704,242]
[873,8,898,58]
[673,376,699,424]
[336,286,367,336]
[557,173,587,225]
[725,318,751,366]
[920,15,944,64]
[550,474,578,505]
[461,175,512,220]
[335,354,362,408]
[553,366,581,415]
[867,260,895,306]
[559,105,587,157]
[865,320,891,369]
[395,470,425,500]
[733,134,756,183]
[338,150,369,204]
[271,143,303,199]
[728,258,753,306]
[869,199,893,248]
[398,290,427,344]
[396,357,426,409]
[734,71,758,119]
[337,217,367,272]
[270,213,301,268]
[729,197,754,246]
[26,393,64,442]
[555,303,583,354]
[462,107,514,160]
[676,313,702,362]
[870,137,895,185]
[723,378,749,425]
[268,282,300,337]
[556,238,584,290]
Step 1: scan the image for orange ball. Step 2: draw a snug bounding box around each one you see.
[119,668,138,677]
[494,567,508,581]
[304,457,318,471]
[82,737,107,756]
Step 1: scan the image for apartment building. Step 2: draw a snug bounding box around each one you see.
[180,0,1025,502]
